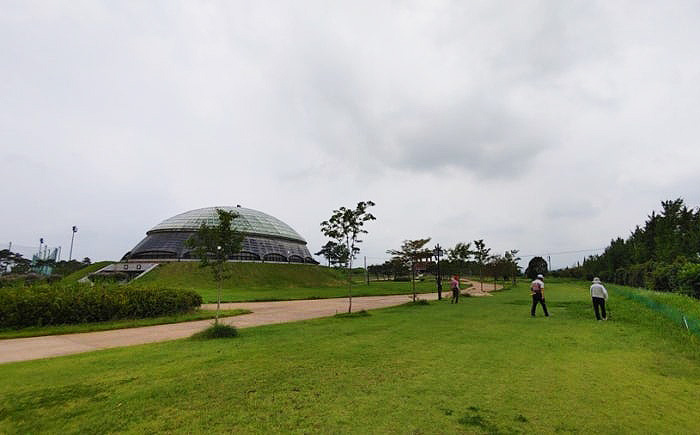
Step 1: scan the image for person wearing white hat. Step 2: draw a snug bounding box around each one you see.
[590,277,608,320]
[530,274,549,317]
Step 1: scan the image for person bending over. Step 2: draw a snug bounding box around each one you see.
[590,277,608,320]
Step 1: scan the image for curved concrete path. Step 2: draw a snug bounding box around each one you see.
[0,281,501,364]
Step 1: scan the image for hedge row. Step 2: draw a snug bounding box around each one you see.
[0,284,203,328]
[594,260,700,298]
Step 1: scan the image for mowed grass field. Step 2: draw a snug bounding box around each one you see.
[136,262,439,302]
[2,281,700,433]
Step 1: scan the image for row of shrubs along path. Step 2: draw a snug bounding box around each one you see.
[0,281,501,364]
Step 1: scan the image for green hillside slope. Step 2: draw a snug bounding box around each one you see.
[60,261,114,283]
[137,262,346,289]
[134,262,437,302]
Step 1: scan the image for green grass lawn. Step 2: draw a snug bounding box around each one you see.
[137,262,441,302]
[60,261,114,283]
[0,309,251,339]
[2,281,699,433]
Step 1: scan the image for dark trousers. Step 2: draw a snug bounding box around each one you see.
[451,289,459,304]
[531,293,549,316]
[592,297,607,320]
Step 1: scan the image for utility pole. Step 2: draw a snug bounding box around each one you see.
[69,226,78,261]
[547,255,552,272]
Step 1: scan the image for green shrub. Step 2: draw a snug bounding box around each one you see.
[191,323,238,339]
[678,263,700,298]
[649,263,675,292]
[0,284,202,328]
[614,268,627,285]
[89,272,129,284]
[626,263,648,288]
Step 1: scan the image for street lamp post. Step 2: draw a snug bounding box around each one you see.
[434,244,443,300]
[69,226,78,261]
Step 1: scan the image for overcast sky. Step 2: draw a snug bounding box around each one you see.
[2,1,700,268]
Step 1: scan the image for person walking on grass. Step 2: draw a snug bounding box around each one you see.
[590,277,609,321]
[451,275,460,304]
[530,274,549,317]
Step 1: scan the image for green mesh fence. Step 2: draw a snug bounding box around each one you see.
[613,287,700,338]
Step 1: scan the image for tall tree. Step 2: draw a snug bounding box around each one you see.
[487,254,504,286]
[504,249,521,285]
[526,256,548,280]
[314,241,349,267]
[186,208,244,323]
[473,239,491,292]
[387,238,432,301]
[0,250,31,275]
[448,242,472,276]
[320,200,376,313]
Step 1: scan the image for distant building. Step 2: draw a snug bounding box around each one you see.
[122,206,316,264]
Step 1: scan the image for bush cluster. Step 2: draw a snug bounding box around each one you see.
[606,260,700,297]
[0,284,202,328]
[555,259,700,298]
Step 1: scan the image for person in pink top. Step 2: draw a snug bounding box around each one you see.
[451,275,460,304]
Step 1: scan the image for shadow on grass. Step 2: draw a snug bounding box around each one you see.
[334,310,371,319]
[190,323,239,339]
[457,406,530,434]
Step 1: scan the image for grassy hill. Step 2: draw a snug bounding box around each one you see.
[2,281,699,432]
[135,262,438,302]
[60,261,114,283]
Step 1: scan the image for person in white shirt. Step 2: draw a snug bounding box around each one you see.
[590,277,608,320]
[530,274,549,317]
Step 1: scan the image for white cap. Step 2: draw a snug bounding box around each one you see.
[593,277,601,283]
[537,274,544,279]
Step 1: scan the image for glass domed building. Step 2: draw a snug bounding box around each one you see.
[122,206,316,263]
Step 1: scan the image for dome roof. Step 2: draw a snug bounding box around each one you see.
[148,206,306,243]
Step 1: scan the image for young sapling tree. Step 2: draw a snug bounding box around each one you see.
[320,200,376,313]
[186,208,244,323]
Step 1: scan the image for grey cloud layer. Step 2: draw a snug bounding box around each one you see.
[2,1,700,267]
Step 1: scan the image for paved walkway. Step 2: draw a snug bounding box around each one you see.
[0,281,500,364]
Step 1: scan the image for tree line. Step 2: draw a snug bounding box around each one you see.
[551,198,700,298]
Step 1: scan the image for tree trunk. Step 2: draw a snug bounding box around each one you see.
[480,265,483,292]
[216,274,221,325]
[347,265,353,313]
[412,264,416,301]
